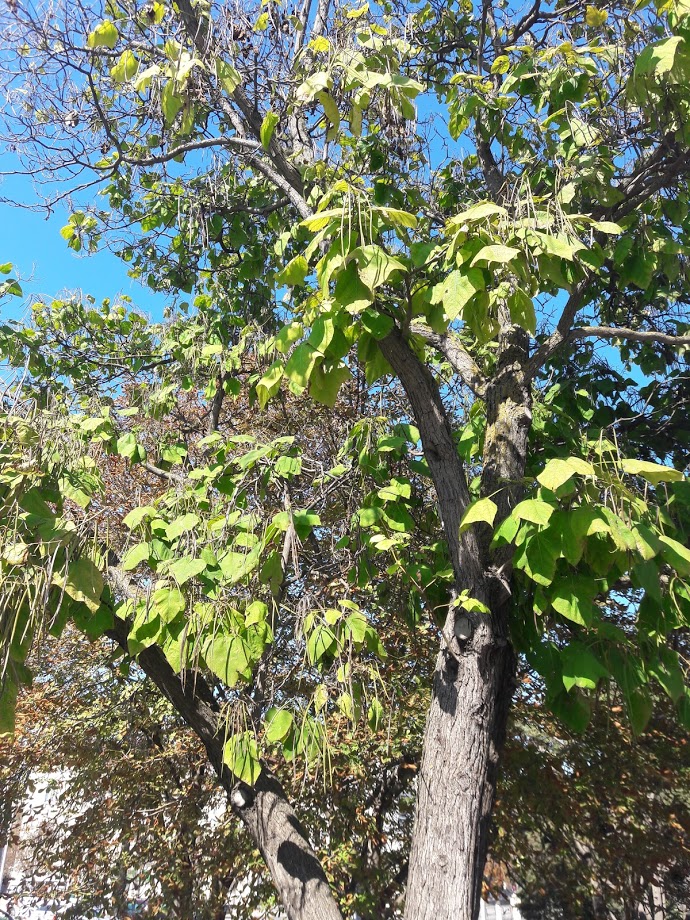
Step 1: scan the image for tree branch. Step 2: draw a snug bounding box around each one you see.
[409,321,487,398]
[379,327,485,589]
[526,282,588,378]
[105,584,343,920]
[123,136,259,168]
[569,325,690,348]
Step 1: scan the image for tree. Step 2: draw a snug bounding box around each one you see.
[2,628,249,920]
[491,675,690,919]
[1,0,690,917]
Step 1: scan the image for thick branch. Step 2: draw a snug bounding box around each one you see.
[379,327,484,588]
[105,590,343,920]
[409,321,487,398]
[526,282,588,378]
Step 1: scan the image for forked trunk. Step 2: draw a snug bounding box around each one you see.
[403,608,516,920]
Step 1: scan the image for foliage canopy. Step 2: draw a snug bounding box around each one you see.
[1,0,690,914]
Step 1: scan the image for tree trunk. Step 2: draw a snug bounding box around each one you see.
[402,609,516,920]
[107,617,344,920]
[381,324,530,920]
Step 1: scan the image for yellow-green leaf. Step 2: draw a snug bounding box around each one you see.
[261,111,280,150]
[224,731,262,784]
[586,5,608,26]
[87,19,119,49]
[459,497,498,533]
[111,50,138,83]
[491,55,510,74]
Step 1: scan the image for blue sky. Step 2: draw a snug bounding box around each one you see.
[0,173,166,323]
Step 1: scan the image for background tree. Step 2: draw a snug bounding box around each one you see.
[1,0,690,918]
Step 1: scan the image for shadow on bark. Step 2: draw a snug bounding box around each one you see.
[436,662,459,715]
[277,839,330,886]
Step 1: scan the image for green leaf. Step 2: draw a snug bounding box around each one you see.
[550,580,595,627]
[168,556,207,585]
[121,542,151,571]
[513,530,560,586]
[309,361,351,408]
[218,548,261,584]
[377,477,412,501]
[275,455,302,477]
[344,610,368,643]
[459,497,498,533]
[647,646,684,702]
[265,708,294,742]
[448,202,508,226]
[570,118,600,147]
[205,633,251,684]
[216,61,242,94]
[166,513,200,540]
[471,244,520,266]
[658,534,690,576]
[307,623,338,665]
[620,459,684,484]
[537,458,577,492]
[334,261,373,312]
[431,269,484,322]
[224,731,262,785]
[360,309,394,339]
[57,558,104,612]
[535,232,584,261]
[301,208,346,231]
[491,514,520,548]
[116,432,141,460]
[111,50,138,83]
[508,288,536,334]
[276,255,308,287]
[275,322,303,353]
[151,585,186,622]
[353,245,406,289]
[316,91,341,137]
[257,361,283,409]
[512,499,554,525]
[307,315,335,352]
[87,19,119,48]
[624,687,653,735]
[285,343,321,395]
[561,642,608,691]
[634,35,685,79]
[260,110,280,150]
[122,505,156,530]
[368,697,384,730]
[161,81,183,126]
[0,676,18,737]
[549,688,591,732]
[375,207,418,230]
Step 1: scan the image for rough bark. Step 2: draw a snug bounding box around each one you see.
[107,618,343,920]
[381,323,530,920]
[402,618,516,920]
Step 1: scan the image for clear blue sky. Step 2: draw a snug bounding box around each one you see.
[0,173,167,323]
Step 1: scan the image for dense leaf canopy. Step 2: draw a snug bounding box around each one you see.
[1,0,690,914]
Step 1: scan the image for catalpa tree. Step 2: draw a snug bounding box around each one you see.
[1,0,690,916]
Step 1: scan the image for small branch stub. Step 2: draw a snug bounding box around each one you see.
[231,785,253,810]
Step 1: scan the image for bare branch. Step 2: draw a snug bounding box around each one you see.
[570,325,690,348]
[410,321,487,398]
[526,282,588,378]
[123,136,260,168]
